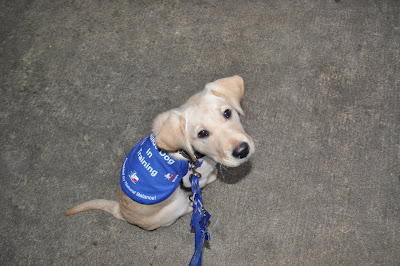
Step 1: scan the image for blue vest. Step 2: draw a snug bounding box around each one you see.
[120,134,190,205]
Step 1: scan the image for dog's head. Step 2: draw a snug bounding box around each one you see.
[153,75,255,167]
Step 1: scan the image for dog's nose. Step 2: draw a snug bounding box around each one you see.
[232,142,250,159]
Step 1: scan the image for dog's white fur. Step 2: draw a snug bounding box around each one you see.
[65,75,255,230]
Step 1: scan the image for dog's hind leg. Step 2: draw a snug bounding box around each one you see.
[65,199,126,221]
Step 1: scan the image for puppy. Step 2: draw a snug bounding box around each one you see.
[65,75,255,230]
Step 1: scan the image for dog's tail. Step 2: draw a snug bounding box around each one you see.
[65,199,126,221]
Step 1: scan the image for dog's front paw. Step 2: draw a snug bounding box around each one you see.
[206,168,218,184]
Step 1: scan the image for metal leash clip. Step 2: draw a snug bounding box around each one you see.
[189,160,202,180]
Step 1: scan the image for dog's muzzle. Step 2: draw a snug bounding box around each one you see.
[232,142,250,159]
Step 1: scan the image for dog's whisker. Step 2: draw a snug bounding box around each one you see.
[218,164,228,181]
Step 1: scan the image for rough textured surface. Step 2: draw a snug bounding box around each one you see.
[1,0,399,265]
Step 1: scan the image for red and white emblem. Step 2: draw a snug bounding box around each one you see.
[129,171,139,184]
[165,173,179,182]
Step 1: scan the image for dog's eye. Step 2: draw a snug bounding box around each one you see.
[198,130,209,138]
[223,109,232,119]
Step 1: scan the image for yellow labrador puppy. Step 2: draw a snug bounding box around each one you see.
[65,75,255,230]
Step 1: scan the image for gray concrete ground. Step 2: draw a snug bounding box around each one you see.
[1,0,399,265]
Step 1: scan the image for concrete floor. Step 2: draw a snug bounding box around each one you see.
[1,0,399,265]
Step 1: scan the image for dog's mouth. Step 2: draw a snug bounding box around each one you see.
[219,155,252,167]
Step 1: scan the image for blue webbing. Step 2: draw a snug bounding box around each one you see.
[189,174,210,266]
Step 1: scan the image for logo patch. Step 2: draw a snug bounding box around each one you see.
[165,173,179,182]
[129,171,139,184]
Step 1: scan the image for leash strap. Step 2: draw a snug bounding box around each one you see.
[189,173,210,266]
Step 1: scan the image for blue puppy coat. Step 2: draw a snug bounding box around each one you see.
[120,134,190,205]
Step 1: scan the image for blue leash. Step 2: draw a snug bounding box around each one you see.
[189,166,210,266]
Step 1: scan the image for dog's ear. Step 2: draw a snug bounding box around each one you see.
[206,75,246,117]
[152,111,196,160]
